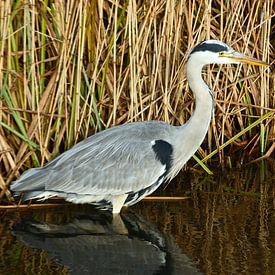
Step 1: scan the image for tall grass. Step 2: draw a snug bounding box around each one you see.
[0,0,274,197]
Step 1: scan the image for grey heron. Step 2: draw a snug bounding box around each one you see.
[11,40,268,214]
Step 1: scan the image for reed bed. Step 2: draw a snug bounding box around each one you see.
[0,0,274,198]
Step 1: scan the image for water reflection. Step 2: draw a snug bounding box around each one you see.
[12,209,201,275]
[133,161,275,274]
[0,162,274,274]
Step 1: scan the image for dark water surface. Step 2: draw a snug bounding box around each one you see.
[0,161,274,274]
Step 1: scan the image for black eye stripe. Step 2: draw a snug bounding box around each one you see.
[190,42,228,54]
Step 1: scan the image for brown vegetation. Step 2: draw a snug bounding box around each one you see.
[0,0,274,199]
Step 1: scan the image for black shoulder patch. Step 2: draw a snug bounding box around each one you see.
[191,42,228,55]
[152,140,173,172]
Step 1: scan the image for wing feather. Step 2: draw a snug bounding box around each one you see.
[12,121,174,197]
[46,140,165,195]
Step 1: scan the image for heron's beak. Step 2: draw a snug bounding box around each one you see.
[223,52,269,66]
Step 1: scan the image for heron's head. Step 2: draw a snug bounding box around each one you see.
[188,40,268,67]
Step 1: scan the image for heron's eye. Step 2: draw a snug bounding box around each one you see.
[219,52,226,56]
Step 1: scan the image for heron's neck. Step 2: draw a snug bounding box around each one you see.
[172,60,214,174]
[185,61,214,133]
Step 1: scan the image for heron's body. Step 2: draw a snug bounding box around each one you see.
[11,119,208,212]
[11,40,267,213]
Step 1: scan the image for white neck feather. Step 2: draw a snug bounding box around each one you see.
[169,58,214,179]
[185,60,213,134]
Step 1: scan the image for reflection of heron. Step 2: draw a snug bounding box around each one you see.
[13,211,202,274]
[11,40,268,213]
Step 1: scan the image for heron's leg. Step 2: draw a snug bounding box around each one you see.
[112,194,128,214]
[112,214,128,235]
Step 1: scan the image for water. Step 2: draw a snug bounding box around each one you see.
[0,161,274,274]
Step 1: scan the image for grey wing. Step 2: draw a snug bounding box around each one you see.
[12,121,173,197]
[46,139,166,195]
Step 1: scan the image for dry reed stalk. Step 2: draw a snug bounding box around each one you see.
[0,0,274,199]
